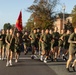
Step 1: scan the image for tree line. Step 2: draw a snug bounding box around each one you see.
[3,0,76,31]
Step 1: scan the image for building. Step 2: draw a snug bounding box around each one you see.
[54,13,72,33]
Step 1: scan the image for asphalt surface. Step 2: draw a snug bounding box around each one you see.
[47,60,76,75]
[0,52,76,75]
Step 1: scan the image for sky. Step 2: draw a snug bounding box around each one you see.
[0,0,76,30]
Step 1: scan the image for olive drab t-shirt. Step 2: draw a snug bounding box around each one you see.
[62,33,70,49]
[58,34,63,47]
[41,33,51,50]
[36,32,41,45]
[15,36,22,52]
[15,37,22,46]
[52,32,60,47]
[22,34,29,43]
[29,33,37,44]
[0,34,6,45]
[69,33,76,48]
[1,34,6,45]
[5,34,12,44]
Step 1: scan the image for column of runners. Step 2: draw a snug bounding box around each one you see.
[0,27,76,72]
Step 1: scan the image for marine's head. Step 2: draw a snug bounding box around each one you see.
[45,28,49,34]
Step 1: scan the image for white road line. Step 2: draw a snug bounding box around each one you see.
[0,57,40,60]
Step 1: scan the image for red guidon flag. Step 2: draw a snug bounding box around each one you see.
[16,11,23,31]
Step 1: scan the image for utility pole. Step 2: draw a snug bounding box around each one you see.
[62,4,66,29]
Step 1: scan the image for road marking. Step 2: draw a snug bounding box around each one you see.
[0,57,40,60]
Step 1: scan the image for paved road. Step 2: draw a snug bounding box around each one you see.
[47,60,76,75]
[0,59,57,75]
[0,52,76,75]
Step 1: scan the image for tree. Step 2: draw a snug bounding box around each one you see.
[26,0,59,30]
[24,18,34,32]
[3,23,12,30]
[71,5,76,27]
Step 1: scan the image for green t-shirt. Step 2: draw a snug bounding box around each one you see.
[29,33,37,44]
[69,32,76,47]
